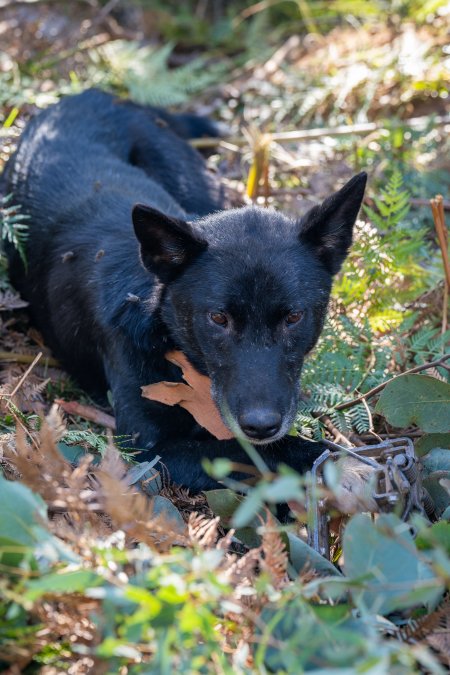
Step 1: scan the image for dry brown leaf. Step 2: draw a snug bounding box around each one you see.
[0,289,28,311]
[260,512,289,589]
[95,443,188,550]
[142,351,234,440]
[188,512,220,549]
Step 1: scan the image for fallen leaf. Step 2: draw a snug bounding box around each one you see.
[142,351,234,440]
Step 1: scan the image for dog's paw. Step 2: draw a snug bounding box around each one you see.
[327,456,380,514]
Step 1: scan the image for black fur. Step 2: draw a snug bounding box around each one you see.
[3,89,367,491]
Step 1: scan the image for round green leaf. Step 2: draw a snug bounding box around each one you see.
[415,433,450,457]
[375,374,450,432]
[343,513,443,615]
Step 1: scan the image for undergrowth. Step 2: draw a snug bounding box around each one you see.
[0,194,29,273]
[299,169,449,439]
[0,2,449,672]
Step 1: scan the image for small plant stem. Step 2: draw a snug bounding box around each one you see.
[320,416,355,447]
[8,351,42,398]
[443,281,448,335]
[0,351,59,367]
[190,114,450,149]
[335,353,450,412]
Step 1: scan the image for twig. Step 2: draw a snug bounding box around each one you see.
[0,351,59,367]
[320,416,355,447]
[411,197,450,211]
[443,282,449,336]
[360,431,423,440]
[55,399,116,430]
[9,352,42,398]
[430,195,450,335]
[430,195,450,288]
[95,0,121,23]
[360,396,380,440]
[335,353,450,412]
[190,114,450,149]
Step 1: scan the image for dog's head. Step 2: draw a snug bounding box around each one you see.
[133,172,367,443]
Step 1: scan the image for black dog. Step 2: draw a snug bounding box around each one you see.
[3,90,367,491]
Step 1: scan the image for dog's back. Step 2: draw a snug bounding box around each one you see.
[5,90,225,390]
[6,89,223,227]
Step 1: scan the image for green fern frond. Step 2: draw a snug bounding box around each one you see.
[335,170,430,330]
[93,40,224,107]
[364,169,411,229]
[62,429,109,455]
[0,194,29,268]
[348,404,371,434]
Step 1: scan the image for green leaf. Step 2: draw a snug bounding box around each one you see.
[375,374,450,432]
[25,569,102,600]
[262,475,304,503]
[151,496,185,534]
[343,513,443,615]
[441,506,450,520]
[127,459,162,495]
[415,433,450,457]
[422,448,450,475]
[0,475,47,549]
[205,489,243,528]
[0,475,77,567]
[57,442,89,464]
[287,533,341,577]
[422,448,450,516]
[416,522,450,554]
[206,488,275,547]
[232,488,265,529]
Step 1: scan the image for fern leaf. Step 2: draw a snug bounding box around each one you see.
[0,194,29,267]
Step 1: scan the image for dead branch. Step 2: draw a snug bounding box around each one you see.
[55,399,116,430]
[190,114,450,149]
[430,195,450,290]
[335,353,450,412]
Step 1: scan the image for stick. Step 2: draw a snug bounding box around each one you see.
[335,353,450,412]
[0,351,60,367]
[8,352,42,398]
[190,114,450,149]
[430,195,450,336]
[411,197,450,211]
[55,399,116,430]
[430,195,450,290]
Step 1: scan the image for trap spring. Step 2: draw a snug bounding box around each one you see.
[307,438,434,559]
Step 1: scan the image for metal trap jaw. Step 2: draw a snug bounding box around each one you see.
[307,437,434,559]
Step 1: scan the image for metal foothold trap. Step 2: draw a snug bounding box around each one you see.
[307,438,434,559]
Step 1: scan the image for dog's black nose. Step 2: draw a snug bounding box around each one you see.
[238,409,282,440]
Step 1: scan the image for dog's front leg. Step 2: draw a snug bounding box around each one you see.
[140,436,327,493]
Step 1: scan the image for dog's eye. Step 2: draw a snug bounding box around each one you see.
[209,311,229,327]
[285,310,303,326]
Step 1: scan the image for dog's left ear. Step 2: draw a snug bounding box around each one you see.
[298,172,367,275]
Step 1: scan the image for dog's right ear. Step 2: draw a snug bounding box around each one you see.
[298,172,367,275]
[132,204,207,282]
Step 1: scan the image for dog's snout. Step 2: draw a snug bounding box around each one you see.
[238,409,282,440]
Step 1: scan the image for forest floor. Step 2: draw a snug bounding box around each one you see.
[0,2,449,673]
